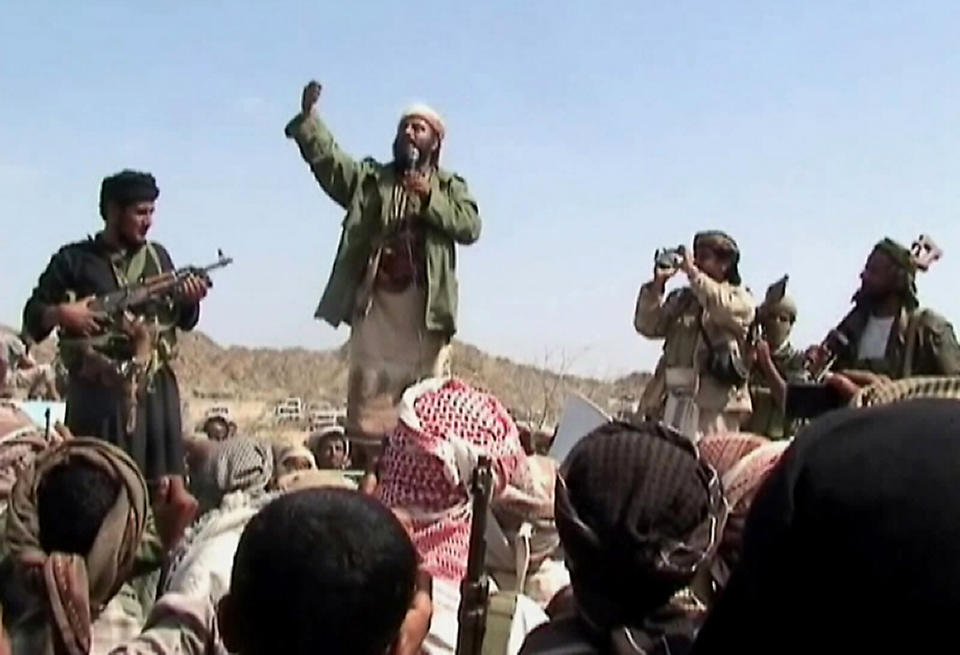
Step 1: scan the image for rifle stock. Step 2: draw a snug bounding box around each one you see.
[456,455,493,655]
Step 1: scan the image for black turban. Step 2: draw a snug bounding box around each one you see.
[872,237,919,309]
[694,230,742,285]
[556,421,725,629]
[98,170,159,219]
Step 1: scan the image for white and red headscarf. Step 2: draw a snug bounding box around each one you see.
[698,433,789,514]
[376,378,528,582]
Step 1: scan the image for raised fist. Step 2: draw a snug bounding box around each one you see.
[301,80,322,116]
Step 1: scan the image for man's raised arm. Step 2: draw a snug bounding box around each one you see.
[284,81,361,209]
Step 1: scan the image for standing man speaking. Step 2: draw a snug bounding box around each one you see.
[285,81,481,467]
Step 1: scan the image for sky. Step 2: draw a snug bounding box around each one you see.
[1,1,958,378]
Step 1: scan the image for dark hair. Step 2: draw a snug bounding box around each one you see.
[314,431,347,448]
[693,231,742,284]
[229,489,418,655]
[203,416,231,441]
[98,169,159,220]
[37,461,120,554]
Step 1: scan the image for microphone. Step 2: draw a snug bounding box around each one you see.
[405,145,420,172]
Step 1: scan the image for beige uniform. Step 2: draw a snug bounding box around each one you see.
[635,269,755,439]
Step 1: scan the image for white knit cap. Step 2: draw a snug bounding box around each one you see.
[399,103,446,140]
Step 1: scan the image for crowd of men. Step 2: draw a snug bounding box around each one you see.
[1,78,959,655]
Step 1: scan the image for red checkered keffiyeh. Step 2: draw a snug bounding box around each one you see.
[721,440,788,512]
[697,432,768,479]
[698,432,788,513]
[376,378,528,582]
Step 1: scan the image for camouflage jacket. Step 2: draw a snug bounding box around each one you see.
[285,113,481,336]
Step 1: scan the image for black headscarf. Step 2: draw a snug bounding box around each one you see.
[693,231,741,285]
[690,399,960,654]
[556,421,725,630]
[868,237,920,310]
[98,170,159,220]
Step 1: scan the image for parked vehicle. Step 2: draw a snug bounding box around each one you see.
[308,405,345,430]
[205,405,231,419]
[274,397,304,423]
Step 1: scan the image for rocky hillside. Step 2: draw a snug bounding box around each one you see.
[5,326,649,423]
[173,332,648,423]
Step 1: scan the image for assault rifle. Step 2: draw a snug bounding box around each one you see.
[748,275,790,350]
[91,250,233,315]
[786,234,944,420]
[456,455,494,655]
[800,234,942,383]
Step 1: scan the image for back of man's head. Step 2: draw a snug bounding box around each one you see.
[556,422,723,628]
[37,460,120,554]
[219,488,418,655]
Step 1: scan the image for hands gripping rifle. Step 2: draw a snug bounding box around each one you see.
[788,234,944,419]
[803,234,942,381]
[744,275,789,372]
[456,455,494,655]
[91,250,233,315]
[78,250,233,436]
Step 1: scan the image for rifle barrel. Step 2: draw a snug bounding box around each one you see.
[455,455,494,655]
[464,456,493,579]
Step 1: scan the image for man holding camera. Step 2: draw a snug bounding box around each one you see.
[634,231,755,440]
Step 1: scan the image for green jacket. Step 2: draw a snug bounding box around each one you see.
[834,305,960,378]
[285,113,481,336]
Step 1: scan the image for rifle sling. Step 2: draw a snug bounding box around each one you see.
[902,308,926,378]
[110,242,160,289]
[60,242,177,369]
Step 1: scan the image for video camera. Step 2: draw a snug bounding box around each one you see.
[655,245,686,270]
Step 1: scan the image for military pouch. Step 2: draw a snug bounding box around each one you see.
[699,321,749,387]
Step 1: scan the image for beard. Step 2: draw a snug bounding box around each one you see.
[853,282,888,307]
[392,135,434,171]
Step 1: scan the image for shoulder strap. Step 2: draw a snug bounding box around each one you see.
[144,242,163,273]
[125,246,149,286]
[696,306,713,349]
[111,246,146,288]
[902,309,928,378]
[124,242,163,286]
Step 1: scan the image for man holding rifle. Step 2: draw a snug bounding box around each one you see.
[22,170,207,511]
[811,237,960,400]
[742,277,806,440]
